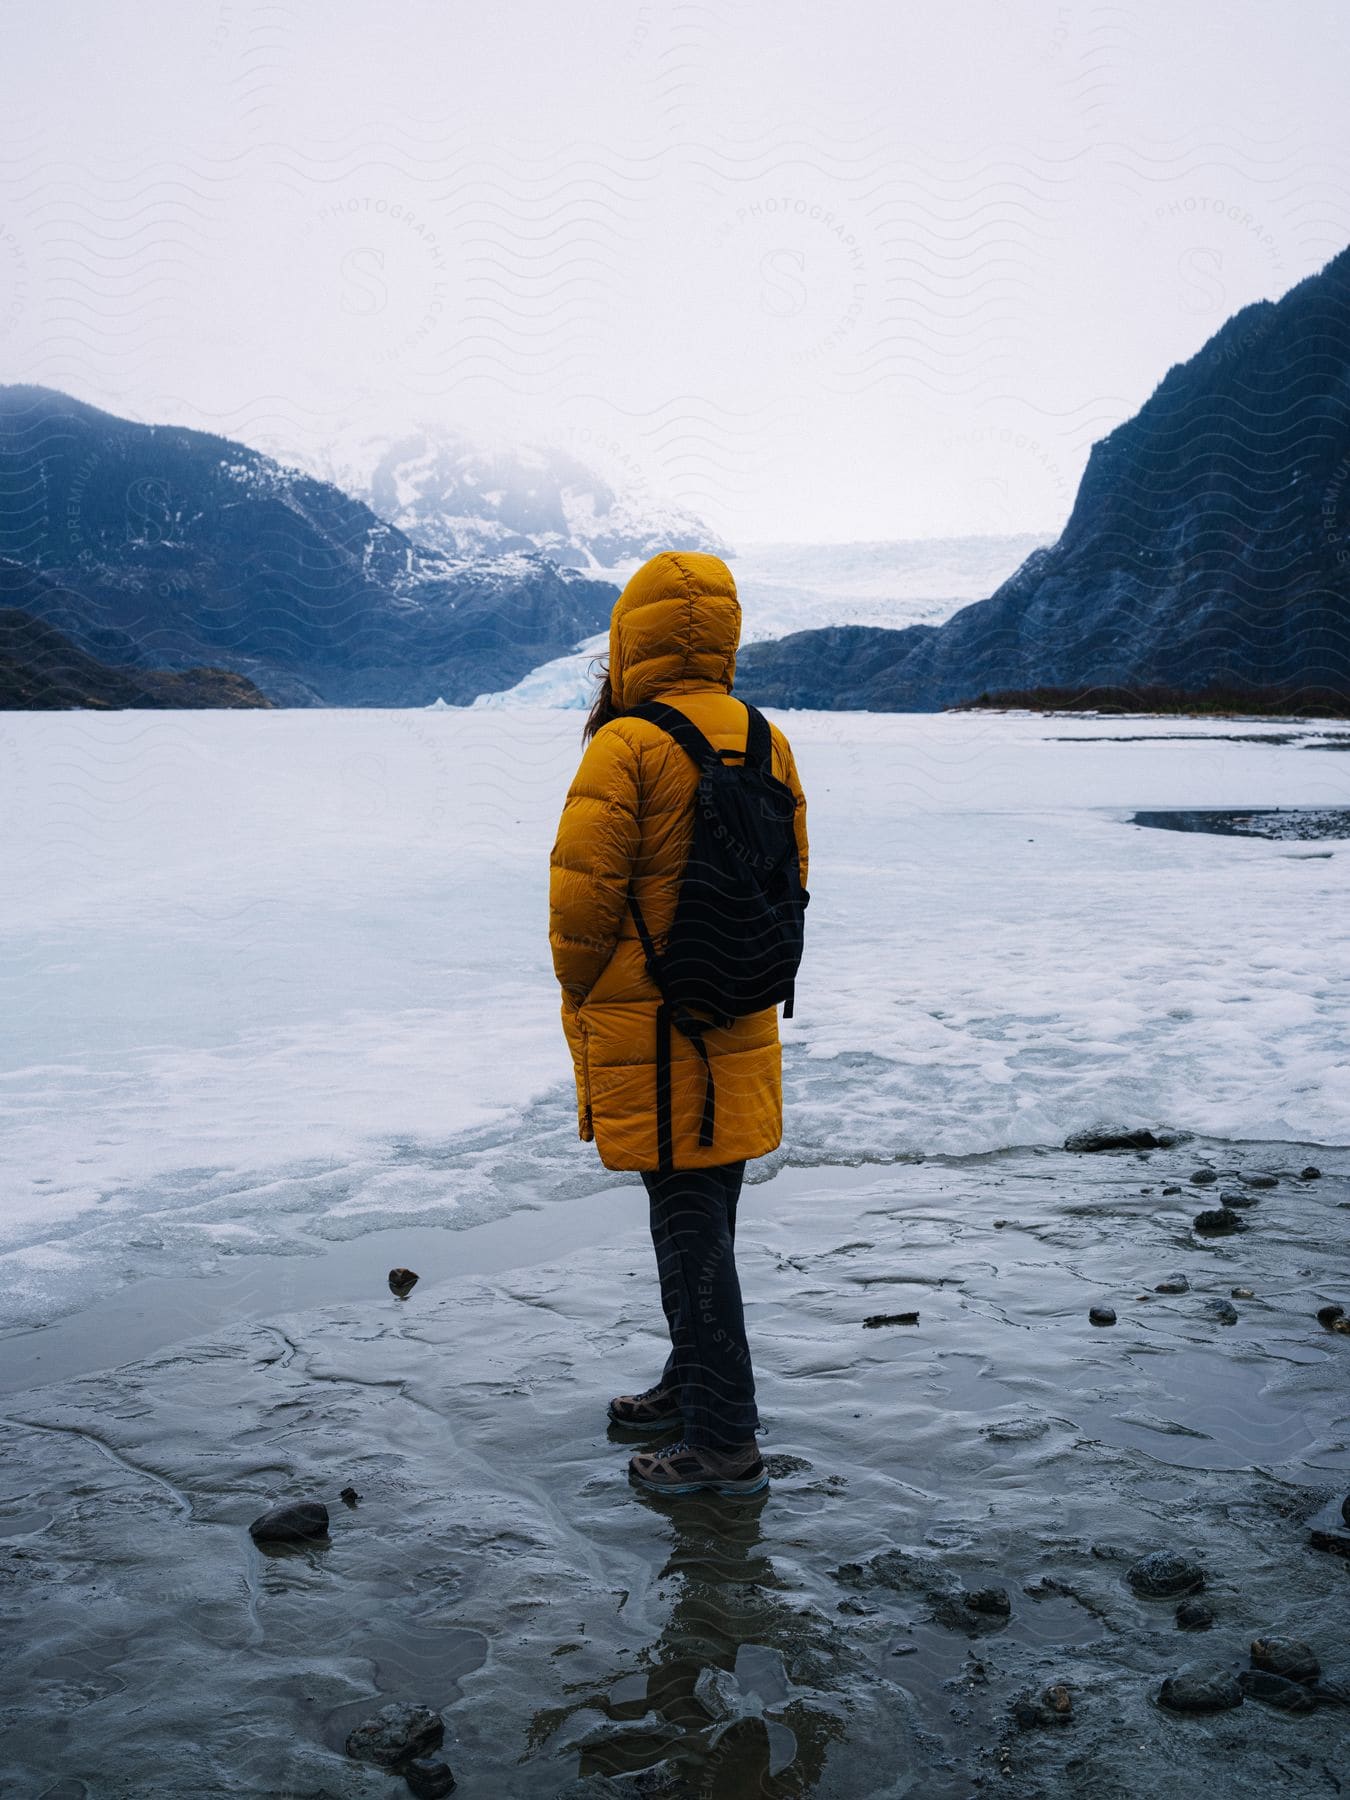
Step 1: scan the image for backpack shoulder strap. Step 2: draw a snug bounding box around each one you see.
[742,701,772,772]
[621,701,718,770]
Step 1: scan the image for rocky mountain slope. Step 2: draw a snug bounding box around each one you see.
[0,388,619,706]
[738,246,1350,710]
[0,565,270,708]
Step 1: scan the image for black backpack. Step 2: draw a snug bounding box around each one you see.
[622,699,809,1171]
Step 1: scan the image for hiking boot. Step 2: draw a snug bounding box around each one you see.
[607,1382,682,1430]
[628,1438,768,1498]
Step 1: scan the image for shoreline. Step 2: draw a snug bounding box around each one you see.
[3,1134,1346,1797]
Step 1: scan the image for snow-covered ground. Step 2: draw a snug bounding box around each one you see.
[2,707,1348,1333]
[476,534,1049,709]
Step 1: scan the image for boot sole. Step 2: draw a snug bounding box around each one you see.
[628,1467,769,1499]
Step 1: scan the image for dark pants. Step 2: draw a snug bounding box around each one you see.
[640,1159,759,1452]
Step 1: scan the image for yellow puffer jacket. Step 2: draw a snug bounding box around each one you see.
[549,550,809,1172]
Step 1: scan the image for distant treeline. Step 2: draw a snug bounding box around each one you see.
[949,683,1350,719]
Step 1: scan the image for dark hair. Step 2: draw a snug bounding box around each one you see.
[583,661,619,741]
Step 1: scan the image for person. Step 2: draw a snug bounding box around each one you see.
[549,549,809,1498]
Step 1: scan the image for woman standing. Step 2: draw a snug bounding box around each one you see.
[549,550,809,1498]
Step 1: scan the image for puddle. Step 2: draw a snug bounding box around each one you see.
[1129,807,1350,841]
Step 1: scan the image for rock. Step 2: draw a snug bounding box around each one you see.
[1251,1636,1319,1683]
[340,1486,362,1508]
[1176,1597,1214,1631]
[389,1267,419,1297]
[1237,1670,1317,1712]
[1162,1185,1182,1195]
[963,1587,1011,1617]
[1308,1529,1350,1556]
[403,1759,457,1798]
[863,1311,919,1327]
[1193,1206,1246,1235]
[1343,1493,1350,1527]
[1190,1168,1218,1185]
[1316,1303,1346,1328]
[1065,1128,1162,1152]
[345,1702,444,1768]
[1089,1305,1117,1326]
[1155,1274,1190,1294]
[837,1596,877,1615]
[1230,1286,1255,1299]
[1240,1171,1278,1188]
[248,1500,329,1545]
[1217,1189,1258,1209]
[1301,1166,1322,1180]
[1010,1682,1074,1728]
[1127,1550,1205,1597]
[1204,1299,1239,1325]
[1156,1667,1243,1712]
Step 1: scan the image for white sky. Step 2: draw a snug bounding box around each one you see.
[3,0,1348,542]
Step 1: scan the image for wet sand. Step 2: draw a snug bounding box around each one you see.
[2,1139,1348,1798]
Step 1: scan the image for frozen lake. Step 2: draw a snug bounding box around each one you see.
[2,706,1350,1334]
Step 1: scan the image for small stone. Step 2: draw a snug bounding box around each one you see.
[1176,1597,1214,1631]
[1204,1299,1239,1325]
[1343,1493,1350,1528]
[1190,1168,1218,1185]
[1230,1286,1255,1299]
[889,1641,918,1657]
[389,1267,419,1297]
[1157,1667,1243,1712]
[345,1702,444,1768]
[993,1218,1007,1228]
[248,1500,329,1545]
[1240,1171,1278,1188]
[1127,1550,1206,1597]
[963,1587,1011,1616]
[1162,1185,1182,1195]
[1010,1682,1073,1729]
[1041,1682,1073,1718]
[1316,1303,1345,1328]
[1194,1206,1246,1235]
[1155,1274,1190,1295]
[1217,1189,1258,1209]
[837,1596,877,1615]
[1251,1636,1320,1683]
[403,1759,457,1798]
[340,1486,362,1508]
[1089,1305,1117,1326]
[1237,1670,1317,1712]
[1301,1166,1322,1180]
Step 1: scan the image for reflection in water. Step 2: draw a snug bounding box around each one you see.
[537,1485,848,1797]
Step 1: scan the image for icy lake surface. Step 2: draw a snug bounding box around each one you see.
[2,707,1349,1332]
[2,707,1350,1797]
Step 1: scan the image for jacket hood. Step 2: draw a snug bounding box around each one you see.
[608,550,740,710]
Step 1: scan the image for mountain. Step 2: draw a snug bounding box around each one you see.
[0,566,270,708]
[317,426,732,574]
[0,387,619,706]
[737,247,1350,711]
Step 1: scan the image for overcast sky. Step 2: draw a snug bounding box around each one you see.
[3,0,1348,543]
